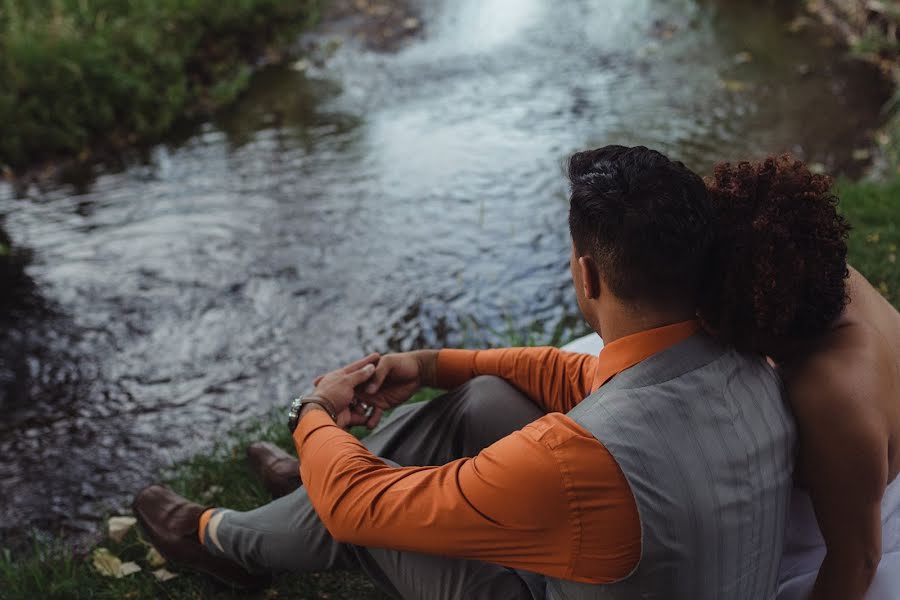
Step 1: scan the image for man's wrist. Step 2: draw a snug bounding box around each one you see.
[300,402,330,420]
[415,350,439,388]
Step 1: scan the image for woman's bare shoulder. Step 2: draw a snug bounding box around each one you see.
[786,326,883,424]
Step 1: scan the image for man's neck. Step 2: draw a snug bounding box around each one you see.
[596,304,696,345]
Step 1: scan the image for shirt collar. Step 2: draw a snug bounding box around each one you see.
[591,320,701,391]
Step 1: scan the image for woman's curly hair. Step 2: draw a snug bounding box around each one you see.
[699,155,850,356]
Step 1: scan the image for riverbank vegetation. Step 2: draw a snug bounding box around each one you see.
[0,0,322,172]
[0,414,393,600]
[1,392,446,599]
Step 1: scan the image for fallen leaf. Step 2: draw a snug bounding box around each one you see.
[720,79,750,92]
[733,51,753,64]
[291,59,310,72]
[153,568,179,582]
[92,548,123,577]
[120,562,141,577]
[852,148,872,161]
[146,546,166,568]
[108,516,137,543]
[403,17,420,30]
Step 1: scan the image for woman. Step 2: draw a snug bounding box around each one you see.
[703,157,900,600]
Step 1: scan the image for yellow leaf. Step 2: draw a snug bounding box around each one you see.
[92,548,122,578]
[108,516,137,543]
[146,546,166,568]
[152,568,179,582]
[720,79,750,93]
[119,562,141,577]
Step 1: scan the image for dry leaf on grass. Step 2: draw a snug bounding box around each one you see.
[146,546,167,568]
[92,548,122,577]
[92,548,142,578]
[152,568,179,582]
[108,516,137,543]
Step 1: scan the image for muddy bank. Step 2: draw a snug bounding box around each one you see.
[321,0,423,52]
[808,0,899,73]
[807,0,899,174]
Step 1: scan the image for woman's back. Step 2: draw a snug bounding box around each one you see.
[778,268,900,599]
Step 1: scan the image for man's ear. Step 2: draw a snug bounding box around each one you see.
[577,255,602,300]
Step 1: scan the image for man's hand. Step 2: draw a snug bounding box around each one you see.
[312,353,379,429]
[356,350,439,414]
[312,350,439,430]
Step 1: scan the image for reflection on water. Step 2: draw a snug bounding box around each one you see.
[0,0,891,545]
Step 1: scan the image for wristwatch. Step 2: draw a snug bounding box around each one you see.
[288,395,337,433]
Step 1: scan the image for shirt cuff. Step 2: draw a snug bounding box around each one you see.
[436,349,478,389]
[292,407,339,451]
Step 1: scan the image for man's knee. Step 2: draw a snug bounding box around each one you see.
[460,376,526,416]
[465,375,522,398]
[457,376,543,439]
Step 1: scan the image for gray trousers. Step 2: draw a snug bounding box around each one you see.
[209,376,548,600]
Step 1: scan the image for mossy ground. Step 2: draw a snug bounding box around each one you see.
[0,0,322,172]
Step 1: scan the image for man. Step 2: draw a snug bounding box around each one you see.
[134,146,802,599]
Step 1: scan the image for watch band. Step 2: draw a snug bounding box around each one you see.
[288,394,337,433]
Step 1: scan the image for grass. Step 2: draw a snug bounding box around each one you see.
[840,175,900,307]
[0,0,322,171]
[0,391,450,600]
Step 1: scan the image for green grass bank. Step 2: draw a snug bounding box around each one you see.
[1,391,446,600]
[811,0,900,306]
[0,0,322,172]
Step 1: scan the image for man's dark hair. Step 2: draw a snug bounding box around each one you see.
[567,145,713,308]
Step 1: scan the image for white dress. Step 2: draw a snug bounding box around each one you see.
[561,333,900,599]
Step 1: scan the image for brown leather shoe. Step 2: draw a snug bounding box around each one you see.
[246,442,302,498]
[132,485,270,589]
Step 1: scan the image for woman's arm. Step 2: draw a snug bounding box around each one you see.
[790,361,888,600]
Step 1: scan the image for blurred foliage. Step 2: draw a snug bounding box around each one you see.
[0,0,322,170]
[839,173,900,308]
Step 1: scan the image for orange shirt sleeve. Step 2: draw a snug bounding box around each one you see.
[293,409,640,583]
[436,347,597,413]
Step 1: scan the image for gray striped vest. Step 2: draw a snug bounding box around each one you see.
[548,333,796,600]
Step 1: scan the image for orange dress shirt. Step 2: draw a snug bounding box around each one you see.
[293,320,700,583]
